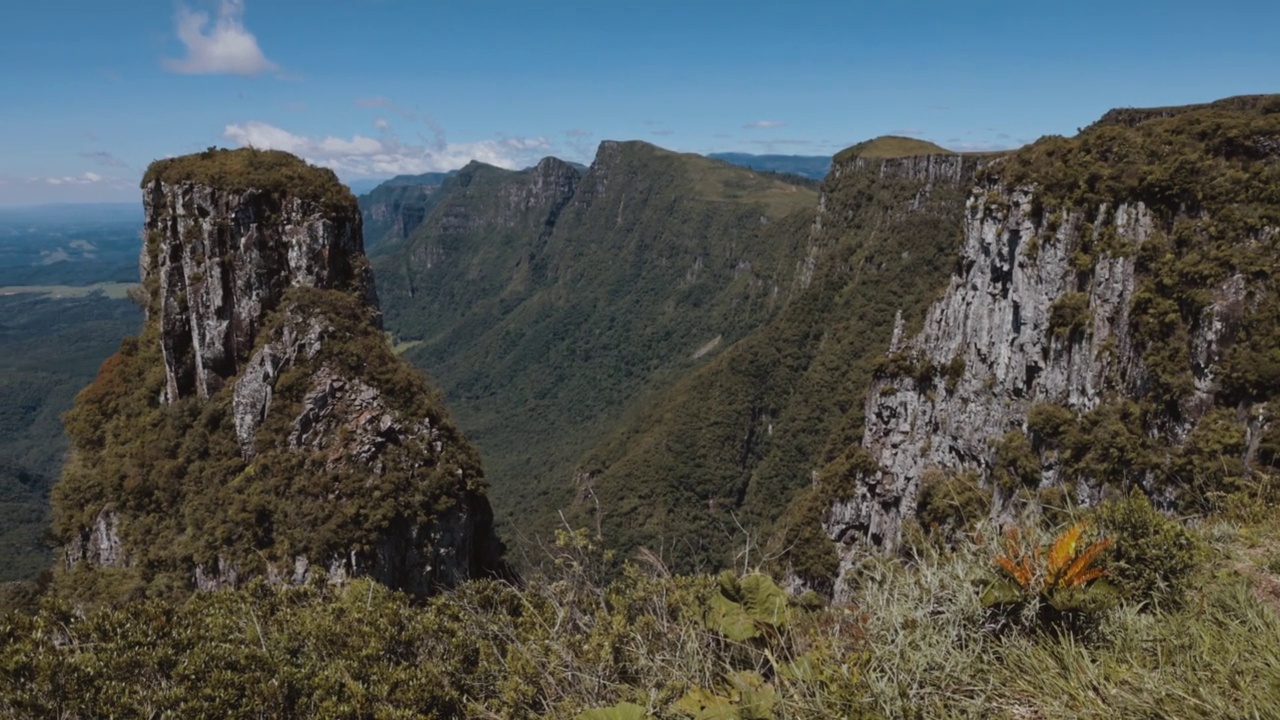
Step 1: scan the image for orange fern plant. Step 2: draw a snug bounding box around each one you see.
[985,522,1115,615]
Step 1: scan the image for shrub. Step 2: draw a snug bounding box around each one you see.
[1026,402,1075,447]
[942,353,966,393]
[1048,292,1092,340]
[992,430,1040,493]
[915,469,990,541]
[1171,408,1247,513]
[1094,488,1202,608]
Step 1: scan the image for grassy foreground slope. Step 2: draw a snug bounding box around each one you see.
[4,498,1279,718]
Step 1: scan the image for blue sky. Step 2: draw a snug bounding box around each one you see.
[1,0,1277,205]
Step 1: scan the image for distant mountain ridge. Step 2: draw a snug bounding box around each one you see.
[706,152,833,180]
[359,97,1280,582]
[357,172,456,251]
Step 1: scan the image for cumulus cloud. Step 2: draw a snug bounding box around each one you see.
[743,120,786,129]
[373,118,390,130]
[79,151,128,168]
[164,0,277,76]
[223,121,551,176]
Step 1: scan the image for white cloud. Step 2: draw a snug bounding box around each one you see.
[164,0,277,77]
[744,120,786,129]
[222,121,552,177]
[373,118,390,130]
[223,121,309,153]
[318,135,383,155]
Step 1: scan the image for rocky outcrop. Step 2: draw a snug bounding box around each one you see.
[65,509,126,568]
[359,172,451,249]
[143,177,377,403]
[824,191,1160,553]
[55,148,502,600]
[825,121,1279,594]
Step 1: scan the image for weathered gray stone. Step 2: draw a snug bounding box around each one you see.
[65,509,126,568]
[142,180,377,404]
[826,176,1274,598]
[64,154,503,597]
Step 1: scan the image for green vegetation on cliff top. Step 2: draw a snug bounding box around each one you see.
[833,135,952,163]
[6,502,1280,718]
[142,147,357,213]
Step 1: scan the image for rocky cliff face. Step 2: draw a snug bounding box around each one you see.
[142,178,377,404]
[824,193,1160,551]
[54,148,502,602]
[823,96,1280,596]
[358,172,452,251]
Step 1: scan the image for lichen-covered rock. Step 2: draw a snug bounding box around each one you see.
[53,148,503,603]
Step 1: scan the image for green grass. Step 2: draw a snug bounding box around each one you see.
[834,135,951,163]
[847,530,1280,718]
[677,147,820,218]
[142,147,357,214]
[4,507,1279,718]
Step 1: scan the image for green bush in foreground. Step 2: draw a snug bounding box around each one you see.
[1094,487,1202,608]
[4,512,1279,719]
